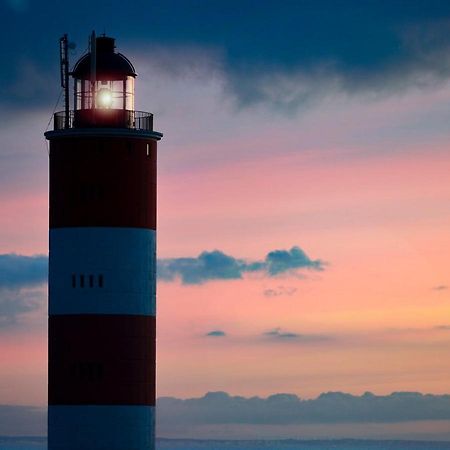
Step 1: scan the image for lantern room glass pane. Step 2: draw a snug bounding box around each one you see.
[126,77,134,110]
[74,76,135,111]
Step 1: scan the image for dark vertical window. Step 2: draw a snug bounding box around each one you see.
[98,274,104,288]
[80,274,85,288]
[89,275,94,288]
[72,274,76,288]
[146,143,150,157]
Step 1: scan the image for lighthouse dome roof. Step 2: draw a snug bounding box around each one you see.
[72,36,136,81]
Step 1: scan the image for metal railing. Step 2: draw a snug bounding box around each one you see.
[53,109,154,131]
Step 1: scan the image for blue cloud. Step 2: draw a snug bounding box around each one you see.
[265,246,324,275]
[0,254,47,326]
[206,330,226,337]
[158,246,324,284]
[0,254,47,289]
[158,250,245,284]
[0,247,321,294]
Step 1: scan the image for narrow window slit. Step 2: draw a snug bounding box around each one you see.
[98,274,104,288]
[71,274,76,288]
[80,274,85,288]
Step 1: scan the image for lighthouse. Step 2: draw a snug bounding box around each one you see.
[45,33,162,450]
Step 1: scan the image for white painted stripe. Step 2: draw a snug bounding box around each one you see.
[48,405,155,450]
[49,228,156,316]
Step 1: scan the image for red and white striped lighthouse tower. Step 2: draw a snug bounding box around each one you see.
[45,33,162,450]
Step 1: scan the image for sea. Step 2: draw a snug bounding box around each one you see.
[2,437,450,450]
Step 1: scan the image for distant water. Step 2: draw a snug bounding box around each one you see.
[2,437,450,450]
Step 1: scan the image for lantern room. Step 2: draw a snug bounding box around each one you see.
[72,36,135,109]
[69,35,145,129]
[51,33,154,131]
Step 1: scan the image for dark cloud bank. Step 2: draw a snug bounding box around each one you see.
[3,391,450,436]
[157,392,450,426]
[3,1,450,111]
[0,405,45,436]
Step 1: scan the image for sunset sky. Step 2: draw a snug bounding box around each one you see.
[1,0,450,439]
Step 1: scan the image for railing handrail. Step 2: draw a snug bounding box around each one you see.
[53,109,154,132]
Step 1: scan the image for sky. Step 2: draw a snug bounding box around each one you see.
[1,0,450,440]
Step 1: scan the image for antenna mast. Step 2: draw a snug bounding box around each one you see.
[59,34,70,129]
[90,31,97,109]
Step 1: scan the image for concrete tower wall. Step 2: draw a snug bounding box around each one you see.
[47,132,159,450]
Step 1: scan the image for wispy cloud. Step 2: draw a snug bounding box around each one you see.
[432,285,448,291]
[0,287,44,327]
[262,327,329,343]
[3,0,29,13]
[263,286,297,298]
[263,328,301,339]
[226,19,450,111]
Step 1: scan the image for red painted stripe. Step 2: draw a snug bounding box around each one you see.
[48,315,155,405]
[49,137,157,229]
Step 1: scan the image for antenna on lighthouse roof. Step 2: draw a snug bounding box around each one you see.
[90,30,97,109]
[59,34,70,129]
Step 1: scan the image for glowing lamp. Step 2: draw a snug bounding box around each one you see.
[97,88,113,108]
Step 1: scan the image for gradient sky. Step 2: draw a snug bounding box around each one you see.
[1,0,450,439]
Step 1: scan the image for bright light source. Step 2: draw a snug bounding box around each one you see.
[97,88,113,108]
